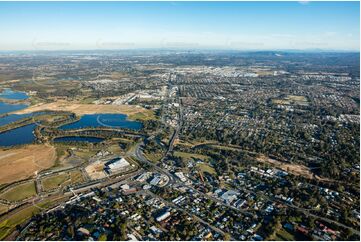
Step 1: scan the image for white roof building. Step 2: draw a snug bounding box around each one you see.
[108,157,130,170]
[156,211,171,222]
[105,157,130,174]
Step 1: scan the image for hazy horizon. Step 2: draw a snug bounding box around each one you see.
[0,1,359,51]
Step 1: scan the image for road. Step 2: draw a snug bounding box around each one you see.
[133,137,360,236]
[139,189,231,239]
[163,88,183,157]
[3,87,358,240]
[133,141,175,185]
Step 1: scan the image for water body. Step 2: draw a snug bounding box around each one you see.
[53,136,104,143]
[0,113,33,126]
[0,123,36,147]
[59,114,142,130]
[0,88,28,100]
[0,102,28,115]
[0,88,29,115]
[0,111,52,127]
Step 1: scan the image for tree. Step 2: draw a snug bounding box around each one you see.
[223,233,231,241]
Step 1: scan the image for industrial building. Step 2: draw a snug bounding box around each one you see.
[104,157,130,174]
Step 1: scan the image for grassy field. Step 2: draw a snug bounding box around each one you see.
[35,113,69,123]
[73,149,98,159]
[69,171,84,184]
[0,182,37,202]
[210,145,241,151]
[173,139,193,147]
[0,205,9,216]
[196,163,216,175]
[53,144,97,165]
[174,151,210,161]
[144,152,163,163]
[128,110,155,121]
[174,139,218,148]
[0,144,56,185]
[42,171,84,191]
[53,145,70,167]
[107,143,125,154]
[79,97,97,104]
[126,142,138,154]
[28,95,44,106]
[41,173,69,191]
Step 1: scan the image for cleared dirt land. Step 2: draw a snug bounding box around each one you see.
[13,101,155,120]
[0,145,56,185]
[257,155,315,179]
[85,160,107,180]
[256,155,333,182]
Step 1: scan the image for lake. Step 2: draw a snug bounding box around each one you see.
[0,102,28,115]
[0,113,33,126]
[0,88,28,100]
[0,88,29,115]
[0,123,36,147]
[59,114,142,130]
[53,136,104,143]
[0,111,52,127]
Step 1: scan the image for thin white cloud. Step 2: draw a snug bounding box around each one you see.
[299,1,310,5]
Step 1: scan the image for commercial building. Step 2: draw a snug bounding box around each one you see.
[104,157,130,174]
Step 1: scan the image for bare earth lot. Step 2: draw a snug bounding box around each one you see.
[85,160,107,180]
[13,101,154,120]
[256,155,332,182]
[257,155,314,179]
[0,145,56,185]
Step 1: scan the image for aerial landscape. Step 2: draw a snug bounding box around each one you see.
[0,1,359,241]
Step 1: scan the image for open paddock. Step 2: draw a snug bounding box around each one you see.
[13,101,155,120]
[0,145,56,185]
[0,181,37,202]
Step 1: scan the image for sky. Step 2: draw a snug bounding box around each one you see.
[0,1,359,51]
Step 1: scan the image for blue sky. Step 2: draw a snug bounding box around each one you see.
[0,1,359,51]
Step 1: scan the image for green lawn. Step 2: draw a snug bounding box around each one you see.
[210,145,240,151]
[173,151,210,161]
[196,163,216,175]
[0,182,37,202]
[42,171,84,191]
[42,173,69,191]
[144,152,163,163]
